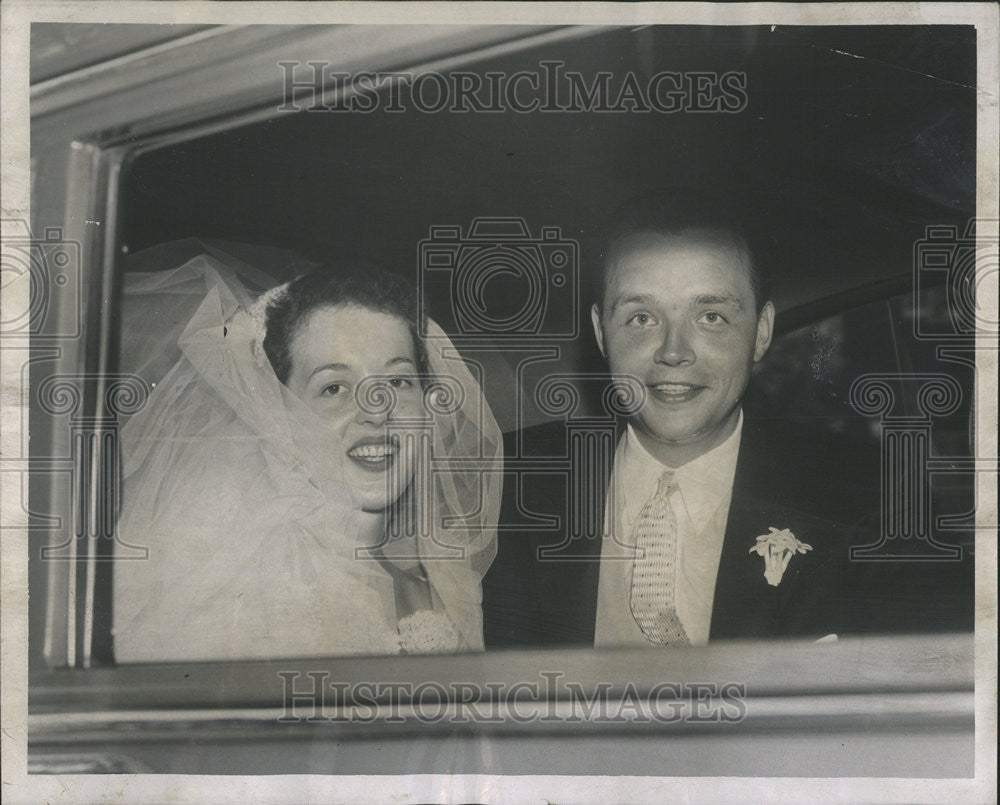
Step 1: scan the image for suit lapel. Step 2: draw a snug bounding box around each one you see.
[710,433,785,639]
[532,419,619,645]
[710,418,845,640]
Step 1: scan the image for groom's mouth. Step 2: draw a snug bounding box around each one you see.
[347,436,400,472]
[648,382,704,404]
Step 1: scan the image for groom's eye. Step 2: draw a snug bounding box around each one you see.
[388,376,415,389]
[625,311,656,327]
[698,311,728,326]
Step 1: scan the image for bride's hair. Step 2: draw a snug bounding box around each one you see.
[262,264,428,385]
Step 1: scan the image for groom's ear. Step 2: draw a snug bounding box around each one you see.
[753,300,775,363]
[591,303,606,359]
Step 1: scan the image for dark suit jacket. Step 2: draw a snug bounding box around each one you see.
[483,415,889,647]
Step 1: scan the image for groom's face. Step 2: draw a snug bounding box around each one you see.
[591,230,774,466]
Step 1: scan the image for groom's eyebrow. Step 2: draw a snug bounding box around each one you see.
[693,292,743,310]
[609,291,655,312]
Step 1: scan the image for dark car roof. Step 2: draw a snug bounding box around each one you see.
[113,25,972,316]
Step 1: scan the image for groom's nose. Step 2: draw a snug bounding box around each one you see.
[654,321,696,366]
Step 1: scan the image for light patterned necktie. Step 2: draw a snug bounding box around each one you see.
[629,469,690,646]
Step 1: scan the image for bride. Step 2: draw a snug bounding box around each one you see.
[112,243,502,662]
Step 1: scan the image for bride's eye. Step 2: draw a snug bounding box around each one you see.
[319,382,344,397]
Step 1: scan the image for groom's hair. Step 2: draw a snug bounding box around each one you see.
[595,188,769,314]
[263,263,427,385]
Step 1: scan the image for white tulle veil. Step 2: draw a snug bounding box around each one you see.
[112,242,502,662]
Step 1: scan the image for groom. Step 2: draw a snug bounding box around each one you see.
[483,196,881,647]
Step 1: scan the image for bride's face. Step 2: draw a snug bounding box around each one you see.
[285,303,422,512]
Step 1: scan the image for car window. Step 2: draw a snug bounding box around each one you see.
[747,284,974,457]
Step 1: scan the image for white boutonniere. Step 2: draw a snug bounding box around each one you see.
[749,527,813,587]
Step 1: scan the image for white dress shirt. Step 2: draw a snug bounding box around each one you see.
[594,412,743,647]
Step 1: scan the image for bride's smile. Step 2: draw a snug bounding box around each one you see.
[346,434,401,469]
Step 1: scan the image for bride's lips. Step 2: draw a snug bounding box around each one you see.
[647,381,705,404]
[346,435,400,472]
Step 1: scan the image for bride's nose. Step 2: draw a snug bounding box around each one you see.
[353,379,393,426]
[354,405,388,427]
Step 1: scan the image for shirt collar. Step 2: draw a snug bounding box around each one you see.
[619,410,744,518]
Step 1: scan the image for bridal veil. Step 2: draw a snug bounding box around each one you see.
[112,243,502,661]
